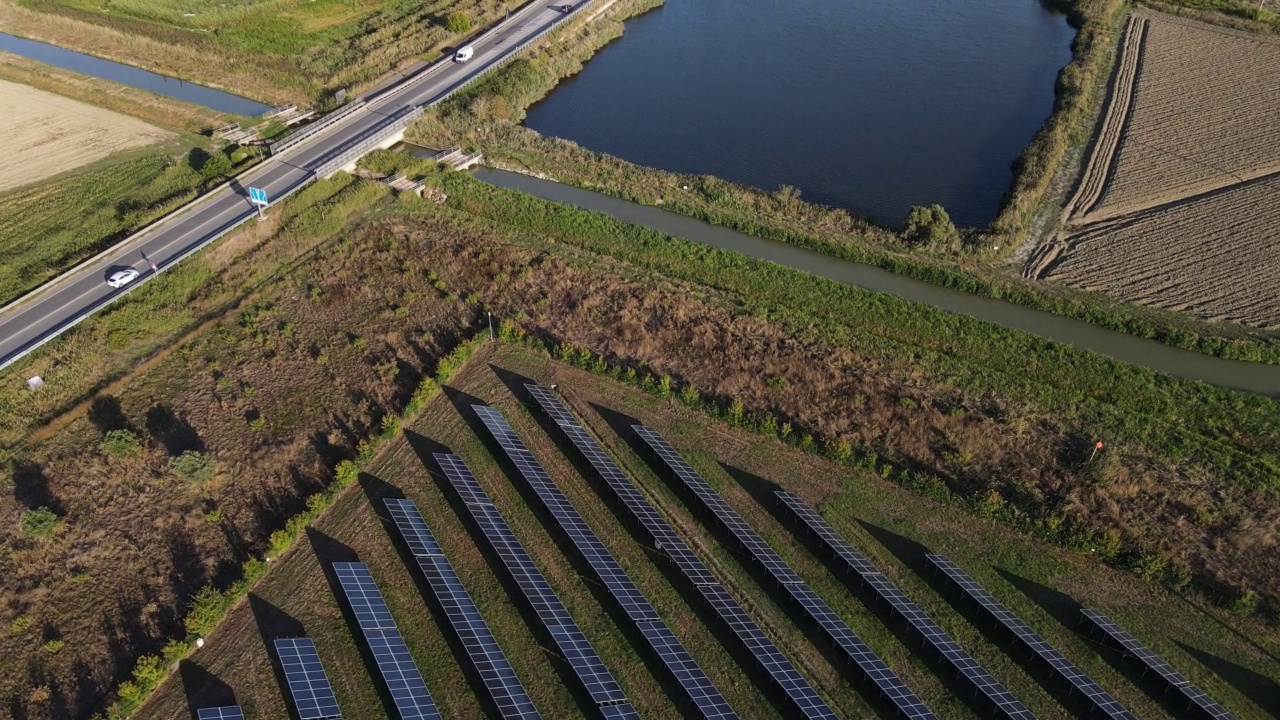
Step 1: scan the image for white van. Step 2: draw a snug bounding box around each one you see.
[454,45,474,62]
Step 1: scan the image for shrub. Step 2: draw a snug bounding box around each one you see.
[1129,551,1166,582]
[19,507,59,540]
[1229,588,1259,617]
[42,639,64,654]
[184,586,230,637]
[169,450,217,484]
[680,384,700,407]
[446,10,472,33]
[902,204,960,251]
[100,429,142,459]
[335,459,361,488]
[10,615,30,633]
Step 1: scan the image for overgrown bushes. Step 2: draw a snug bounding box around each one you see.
[92,334,488,720]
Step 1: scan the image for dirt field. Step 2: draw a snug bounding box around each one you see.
[1042,174,1280,327]
[1030,10,1280,328]
[135,344,1278,720]
[0,79,174,193]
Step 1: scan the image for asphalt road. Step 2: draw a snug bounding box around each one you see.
[0,0,579,371]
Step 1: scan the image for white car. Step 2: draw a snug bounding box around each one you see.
[106,268,140,288]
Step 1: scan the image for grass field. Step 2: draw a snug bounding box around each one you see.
[8,0,502,103]
[0,79,173,193]
[5,167,1280,718]
[0,149,232,307]
[1034,10,1280,329]
[134,343,1280,720]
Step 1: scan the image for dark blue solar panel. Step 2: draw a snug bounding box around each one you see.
[777,491,1035,720]
[383,498,542,720]
[435,453,630,709]
[524,384,838,720]
[330,562,440,720]
[472,404,740,720]
[274,637,342,720]
[196,707,244,720]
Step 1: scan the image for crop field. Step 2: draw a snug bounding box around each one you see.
[1042,174,1280,327]
[136,344,1278,720]
[9,0,500,101]
[0,79,173,193]
[1031,10,1280,328]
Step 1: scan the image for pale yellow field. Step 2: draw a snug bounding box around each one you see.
[0,79,174,193]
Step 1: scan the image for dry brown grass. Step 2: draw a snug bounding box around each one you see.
[0,79,174,192]
[1031,10,1280,328]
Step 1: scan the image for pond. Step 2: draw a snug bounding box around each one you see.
[0,31,272,117]
[523,0,1076,228]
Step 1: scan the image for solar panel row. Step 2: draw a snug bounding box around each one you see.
[384,498,542,720]
[524,384,839,720]
[435,454,639,720]
[775,491,1036,720]
[1081,610,1236,720]
[632,426,936,720]
[331,562,441,720]
[274,637,343,720]
[196,706,244,720]
[472,405,740,720]
[926,554,1137,720]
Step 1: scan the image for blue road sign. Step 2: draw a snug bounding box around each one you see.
[249,187,268,205]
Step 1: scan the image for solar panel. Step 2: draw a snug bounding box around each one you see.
[330,563,441,720]
[435,453,631,709]
[776,492,1036,720]
[196,707,244,720]
[599,703,643,720]
[630,426,935,719]
[383,499,542,720]
[385,498,445,557]
[926,555,1137,720]
[524,384,838,720]
[1081,610,1236,720]
[472,405,740,720]
[273,637,342,720]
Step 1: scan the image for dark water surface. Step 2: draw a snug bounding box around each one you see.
[0,31,272,116]
[524,0,1076,228]
[476,169,1280,397]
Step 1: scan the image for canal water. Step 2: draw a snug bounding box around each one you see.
[0,31,272,116]
[524,0,1076,228]
[474,169,1280,397]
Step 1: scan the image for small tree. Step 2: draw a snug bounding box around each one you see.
[100,429,142,459]
[169,450,217,485]
[19,508,59,540]
[446,10,472,33]
[902,204,961,251]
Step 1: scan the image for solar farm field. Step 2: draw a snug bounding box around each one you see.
[1031,10,1280,329]
[137,343,1278,720]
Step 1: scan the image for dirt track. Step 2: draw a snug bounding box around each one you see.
[0,79,173,193]
[1032,11,1280,328]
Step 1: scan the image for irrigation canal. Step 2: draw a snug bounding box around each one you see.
[475,168,1280,397]
[0,31,271,116]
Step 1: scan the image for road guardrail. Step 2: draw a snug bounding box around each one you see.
[269,98,368,156]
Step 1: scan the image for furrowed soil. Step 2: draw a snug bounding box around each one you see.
[0,79,174,193]
[1031,10,1280,329]
[136,343,1278,720]
[5,183,1279,718]
[1044,174,1280,328]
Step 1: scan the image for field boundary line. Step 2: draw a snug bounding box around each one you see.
[1063,14,1147,223]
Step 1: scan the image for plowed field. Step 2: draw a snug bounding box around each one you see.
[1044,175,1280,328]
[1094,16,1280,218]
[1033,11,1280,329]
